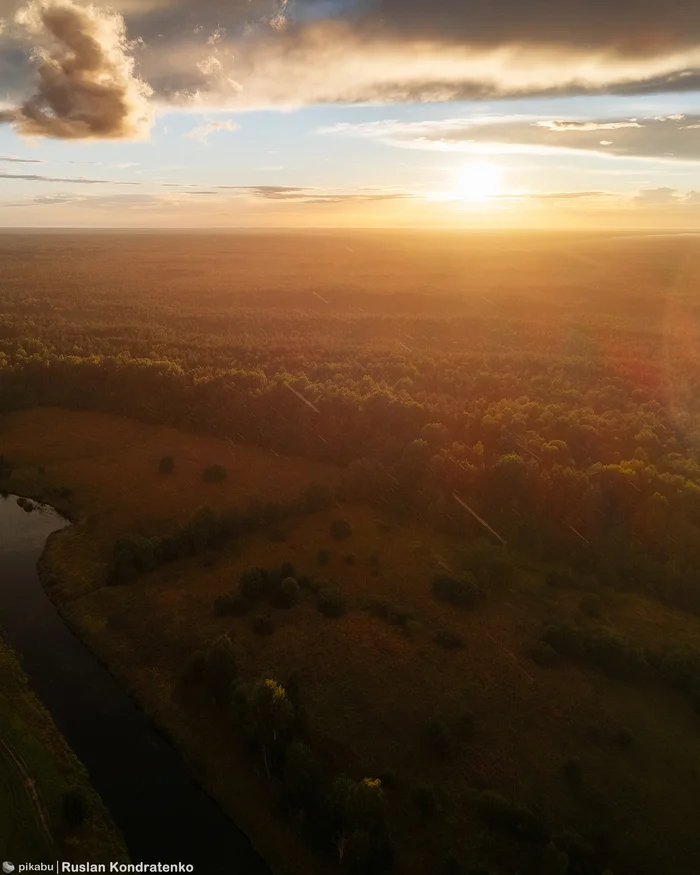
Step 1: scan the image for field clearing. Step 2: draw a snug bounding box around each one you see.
[3,407,700,874]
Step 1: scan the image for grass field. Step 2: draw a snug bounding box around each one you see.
[0,636,127,863]
[2,406,700,875]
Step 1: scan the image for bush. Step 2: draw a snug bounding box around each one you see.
[279,577,301,608]
[280,561,296,579]
[61,789,88,828]
[214,591,251,617]
[432,572,481,609]
[330,518,352,540]
[252,614,275,636]
[158,454,175,474]
[202,464,227,483]
[317,588,347,618]
[317,548,331,566]
[239,565,270,602]
[434,630,465,650]
[343,553,356,565]
[104,550,138,586]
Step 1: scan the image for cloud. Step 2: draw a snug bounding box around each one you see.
[0,0,153,139]
[500,191,612,200]
[184,117,239,142]
[1,0,700,126]
[0,153,47,162]
[0,169,140,183]
[319,113,700,161]
[211,183,417,203]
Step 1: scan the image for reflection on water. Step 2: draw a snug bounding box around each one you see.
[0,494,67,554]
[0,494,270,874]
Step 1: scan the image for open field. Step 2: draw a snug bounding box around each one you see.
[2,407,700,875]
[2,230,700,874]
[0,636,127,862]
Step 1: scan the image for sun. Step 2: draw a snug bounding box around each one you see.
[454,162,502,202]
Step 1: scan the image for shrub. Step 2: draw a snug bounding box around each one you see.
[317,548,331,566]
[280,561,296,579]
[113,534,158,572]
[214,591,251,617]
[330,518,352,540]
[104,550,138,586]
[434,630,465,650]
[191,636,238,705]
[202,464,227,483]
[317,588,347,618]
[432,572,481,609]
[412,785,438,818]
[529,641,560,667]
[61,789,88,828]
[252,614,275,636]
[158,454,174,474]
[279,577,301,608]
[239,566,270,602]
[343,553,356,565]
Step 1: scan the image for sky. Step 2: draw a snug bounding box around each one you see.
[1,0,700,228]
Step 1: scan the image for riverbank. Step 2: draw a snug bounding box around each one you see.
[0,635,128,862]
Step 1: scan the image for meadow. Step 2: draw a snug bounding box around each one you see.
[2,230,700,875]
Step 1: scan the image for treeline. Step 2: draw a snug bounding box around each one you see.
[104,482,334,585]
[4,275,700,616]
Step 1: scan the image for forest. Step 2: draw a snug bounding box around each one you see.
[2,229,700,875]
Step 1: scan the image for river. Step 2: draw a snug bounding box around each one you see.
[0,494,272,874]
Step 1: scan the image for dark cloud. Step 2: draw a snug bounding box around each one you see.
[0,0,153,139]
[2,0,700,129]
[321,114,700,162]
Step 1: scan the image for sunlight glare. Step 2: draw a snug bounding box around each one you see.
[454,162,502,202]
